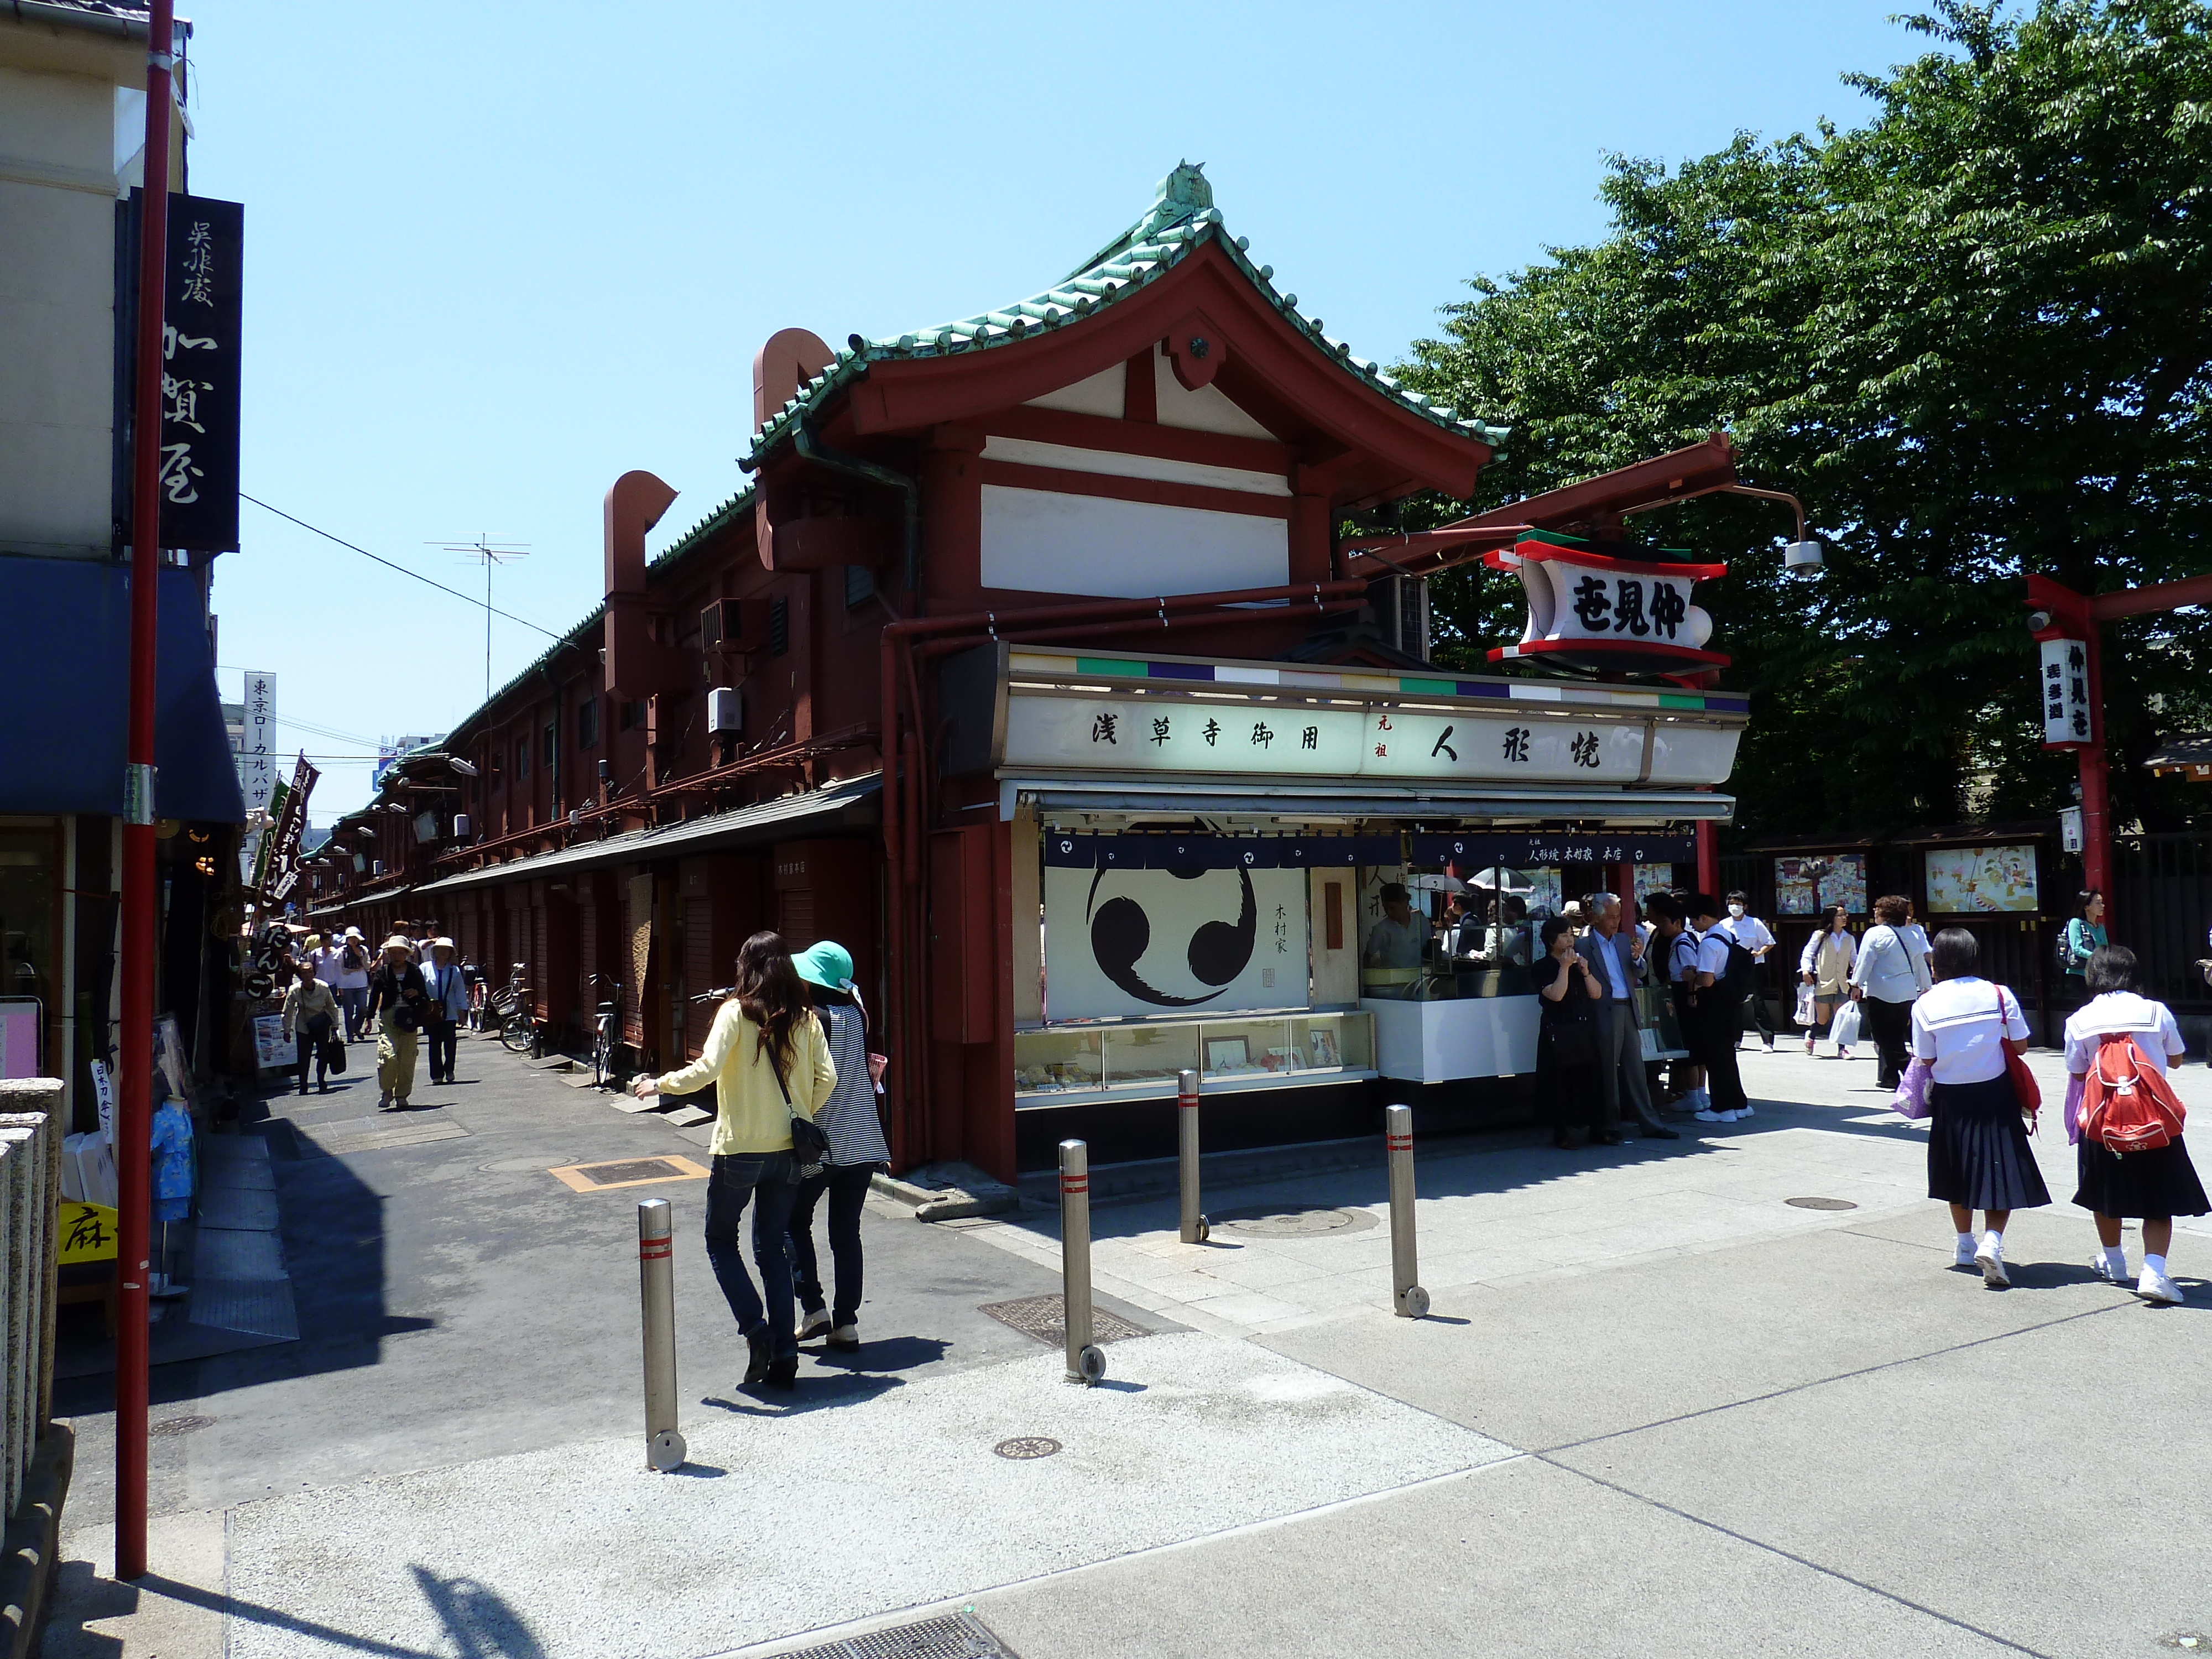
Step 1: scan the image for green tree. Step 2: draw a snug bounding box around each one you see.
[1399,0,2212,839]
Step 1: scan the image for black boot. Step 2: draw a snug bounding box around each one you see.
[765,1354,798,1389]
[742,1327,773,1386]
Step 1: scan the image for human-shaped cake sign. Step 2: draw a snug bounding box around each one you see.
[1485,531,1729,684]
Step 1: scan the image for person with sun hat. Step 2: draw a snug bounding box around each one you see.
[785,940,890,1352]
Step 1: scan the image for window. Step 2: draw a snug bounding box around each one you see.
[844,564,874,609]
[514,736,529,780]
[619,699,646,732]
[541,721,556,769]
[769,595,789,658]
[577,696,599,750]
[488,752,502,792]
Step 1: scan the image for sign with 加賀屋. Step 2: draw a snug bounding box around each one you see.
[1003,693,1741,786]
[2038,638,2093,747]
[124,190,243,552]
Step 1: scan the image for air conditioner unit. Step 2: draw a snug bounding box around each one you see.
[708,686,743,734]
[701,598,766,655]
[453,813,472,839]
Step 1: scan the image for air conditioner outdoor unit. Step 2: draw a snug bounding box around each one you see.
[453,813,472,839]
[701,598,766,655]
[708,686,743,734]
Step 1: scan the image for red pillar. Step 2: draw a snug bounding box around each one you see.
[2079,628,2114,902]
[1695,819,1719,899]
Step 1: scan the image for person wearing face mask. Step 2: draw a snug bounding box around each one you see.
[1721,891,1778,1053]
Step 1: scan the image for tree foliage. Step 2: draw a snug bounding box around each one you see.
[1397,0,2212,839]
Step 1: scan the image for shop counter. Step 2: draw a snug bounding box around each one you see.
[1013,1010,1375,1109]
[1363,994,1541,1084]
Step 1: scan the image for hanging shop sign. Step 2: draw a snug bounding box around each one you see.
[237,670,277,813]
[1407,832,1695,869]
[1485,533,1728,680]
[1042,863,1311,1021]
[2038,638,2092,747]
[262,753,319,901]
[59,1201,118,1266]
[124,190,244,552]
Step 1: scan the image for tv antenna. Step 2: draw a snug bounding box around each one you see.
[430,534,531,702]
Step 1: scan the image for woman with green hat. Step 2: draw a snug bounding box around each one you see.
[787,939,890,1350]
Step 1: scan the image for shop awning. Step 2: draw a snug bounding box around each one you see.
[1005,775,1734,823]
[0,557,246,822]
[410,773,881,898]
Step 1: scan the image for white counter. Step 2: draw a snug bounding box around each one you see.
[1363,995,1541,1084]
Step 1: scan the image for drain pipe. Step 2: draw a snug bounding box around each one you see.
[792,422,921,596]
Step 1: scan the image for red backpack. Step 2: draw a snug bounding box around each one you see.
[2080,1034,2188,1153]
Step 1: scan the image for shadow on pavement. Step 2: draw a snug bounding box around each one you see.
[702,1370,904,1418]
[800,1334,951,1374]
[410,1565,547,1659]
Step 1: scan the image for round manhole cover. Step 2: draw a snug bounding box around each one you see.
[1785,1196,1859,1212]
[1211,1206,1380,1238]
[994,1436,1061,1460]
[150,1415,214,1438]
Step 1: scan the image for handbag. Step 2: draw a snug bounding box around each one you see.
[1892,1056,1931,1120]
[1793,984,1818,1029]
[771,1048,832,1175]
[1996,988,2041,1114]
[323,1037,348,1074]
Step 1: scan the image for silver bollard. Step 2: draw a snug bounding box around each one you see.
[1177,1069,1209,1244]
[1058,1139,1107,1385]
[637,1199,687,1470]
[1386,1104,1429,1318]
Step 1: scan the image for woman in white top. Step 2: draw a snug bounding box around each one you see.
[1851,895,1933,1091]
[1798,905,1858,1057]
[2063,946,2204,1306]
[1910,928,2047,1286]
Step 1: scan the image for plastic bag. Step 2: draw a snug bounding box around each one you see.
[1793,984,1818,1029]
[1829,997,1863,1050]
[1892,1056,1931,1120]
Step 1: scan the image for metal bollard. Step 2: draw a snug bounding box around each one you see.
[1177,1069,1209,1244]
[1058,1139,1107,1385]
[637,1199,687,1470]
[1385,1104,1429,1318]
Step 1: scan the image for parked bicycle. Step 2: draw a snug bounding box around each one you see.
[486,963,539,1054]
[589,974,624,1088]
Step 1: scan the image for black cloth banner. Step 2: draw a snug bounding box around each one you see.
[1409,832,1694,870]
[122,190,244,552]
[1042,833,1401,870]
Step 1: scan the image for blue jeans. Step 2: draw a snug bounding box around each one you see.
[787,1162,872,1324]
[703,1151,798,1358]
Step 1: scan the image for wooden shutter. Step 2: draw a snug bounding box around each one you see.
[684,897,716,1056]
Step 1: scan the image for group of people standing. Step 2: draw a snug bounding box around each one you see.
[275,925,473,1107]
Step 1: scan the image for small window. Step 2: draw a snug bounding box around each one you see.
[514,737,529,780]
[769,596,789,658]
[541,721,556,768]
[577,697,599,750]
[489,753,502,792]
[844,564,875,609]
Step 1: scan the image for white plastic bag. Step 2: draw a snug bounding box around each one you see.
[1793,984,1818,1028]
[1829,997,1863,1051]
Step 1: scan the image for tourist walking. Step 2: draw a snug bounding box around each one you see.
[420,937,468,1086]
[785,941,891,1350]
[365,934,430,1110]
[1723,891,1778,1051]
[2058,890,2108,1005]
[1850,895,1931,1091]
[1684,894,1752,1122]
[279,959,340,1096]
[1798,905,1859,1057]
[2064,945,2203,1306]
[1582,894,1677,1139]
[1535,916,1607,1147]
[1910,928,2047,1287]
[332,927,372,1041]
[633,931,834,1389]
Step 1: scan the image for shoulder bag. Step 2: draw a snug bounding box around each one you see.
[1996,987,2041,1115]
[770,1032,832,1175]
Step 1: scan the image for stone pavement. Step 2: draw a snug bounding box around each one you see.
[40,1036,2212,1659]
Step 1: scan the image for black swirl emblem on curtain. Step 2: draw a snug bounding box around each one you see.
[1084,867,1258,1008]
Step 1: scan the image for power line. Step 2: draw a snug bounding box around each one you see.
[241,494,566,640]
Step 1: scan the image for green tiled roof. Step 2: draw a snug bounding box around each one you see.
[738,162,1510,473]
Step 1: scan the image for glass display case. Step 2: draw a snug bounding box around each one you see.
[1014,1011,1375,1105]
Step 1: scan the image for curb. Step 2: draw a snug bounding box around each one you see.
[1,1423,71,1659]
[869,1170,1022,1223]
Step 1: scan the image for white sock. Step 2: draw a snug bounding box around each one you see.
[1981,1229,2003,1255]
[1956,1232,1976,1256]
[2104,1245,2128,1275]
[2145,1253,2169,1277]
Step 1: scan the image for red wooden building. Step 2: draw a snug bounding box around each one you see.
[309,164,1755,1178]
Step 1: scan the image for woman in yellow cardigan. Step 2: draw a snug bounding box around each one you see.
[633,931,833,1389]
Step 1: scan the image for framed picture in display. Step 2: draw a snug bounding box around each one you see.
[1924,844,2038,914]
[1205,1036,1250,1072]
[1773,855,1867,916]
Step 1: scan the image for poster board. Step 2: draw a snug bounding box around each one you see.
[1774,855,1867,916]
[1042,864,1310,1021]
[1923,844,2039,914]
[252,1014,289,1071]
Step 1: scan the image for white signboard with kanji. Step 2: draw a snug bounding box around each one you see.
[2038,638,2092,747]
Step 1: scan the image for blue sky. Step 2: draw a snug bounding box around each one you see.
[189,0,1921,817]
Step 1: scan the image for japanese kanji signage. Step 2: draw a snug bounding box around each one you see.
[126,190,243,552]
[237,670,277,811]
[2038,638,2092,747]
[1485,535,1729,680]
[1408,832,1696,869]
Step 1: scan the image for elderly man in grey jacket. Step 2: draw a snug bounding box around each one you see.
[1582,893,1679,1140]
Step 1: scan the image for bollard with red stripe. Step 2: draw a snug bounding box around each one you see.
[1058,1139,1106,1384]
[1177,1068,1209,1244]
[1385,1104,1430,1318]
[638,1198,687,1469]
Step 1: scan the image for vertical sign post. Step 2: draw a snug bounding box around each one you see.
[117,0,176,1583]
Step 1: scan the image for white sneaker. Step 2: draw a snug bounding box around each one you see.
[1975,1240,2009,1287]
[2091,1254,2127,1284]
[1693,1109,1725,1122]
[1738,1104,1756,1118]
[797,1308,833,1340]
[2136,1267,2184,1306]
[1955,1238,1978,1268]
[827,1321,860,1350]
[1718,1109,1744,1123]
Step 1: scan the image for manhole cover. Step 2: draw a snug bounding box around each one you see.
[547,1155,711,1192]
[149,1415,214,1438]
[1785,1196,1859,1211]
[774,1609,1011,1657]
[1210,1205,1380,1238]
[979,1293,1145,1346]
[993,1436,1061,1460]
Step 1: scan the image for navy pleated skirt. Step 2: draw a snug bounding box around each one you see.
[2074,1137,2209,1219]
[1927,1073,2052,1212]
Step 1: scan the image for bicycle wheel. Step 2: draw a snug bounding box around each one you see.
[500,1016,535,1053]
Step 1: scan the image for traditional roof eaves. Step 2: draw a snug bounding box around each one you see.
[737,164,1509,474]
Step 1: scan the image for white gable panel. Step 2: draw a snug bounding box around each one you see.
[980,435,1289,496]
[1154,347,1276,439]
[980,485,1289,597]
[1024,363,1125,418]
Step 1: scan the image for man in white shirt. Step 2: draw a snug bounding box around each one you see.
[1723,891,1778,1053]
[1582,893,1677,1139]
[1363,883,1430,972]
[1686,894,1751,1121]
